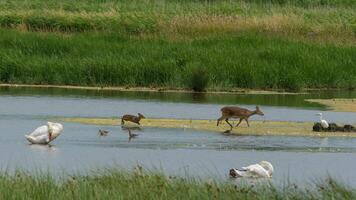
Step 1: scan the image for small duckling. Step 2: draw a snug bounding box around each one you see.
[98,129,109,136]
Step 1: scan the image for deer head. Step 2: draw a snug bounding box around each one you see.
[138,113,145,119]
[255,106,264,116]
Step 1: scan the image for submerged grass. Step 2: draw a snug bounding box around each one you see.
[0,0,356,90]
[0,168,354,199]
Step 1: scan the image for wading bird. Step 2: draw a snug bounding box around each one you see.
[98,129,109,136]
[316,113,329,129]
[127,129,139,142]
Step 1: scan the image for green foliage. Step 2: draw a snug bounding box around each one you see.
[187,65,209,92]
[0,0,356,91]
[0,29,355,90]
[0,170,354,199]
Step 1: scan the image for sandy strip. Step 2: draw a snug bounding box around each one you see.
[0,84,303,95]
[306,99,356,112]
[57,117,356,137]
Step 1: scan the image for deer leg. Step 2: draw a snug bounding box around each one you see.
[235,118,243,127]
[245,118,250,127]
[225,118,233,130]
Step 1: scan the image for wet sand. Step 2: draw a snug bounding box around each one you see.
[59,118,356,137]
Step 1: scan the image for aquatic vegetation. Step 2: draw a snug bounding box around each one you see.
[0,169,354,199]
[58,117,356,137]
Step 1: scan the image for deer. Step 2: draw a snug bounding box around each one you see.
[121,113,145,125]
[217,106,264,130]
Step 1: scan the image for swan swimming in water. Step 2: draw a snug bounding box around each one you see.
[25,122,63,144]
[229,161,274,178]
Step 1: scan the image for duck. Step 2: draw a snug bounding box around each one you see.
[316,113,329,129]
[127,129,139,141]
[25,122,63,144]
[98,129,109,136]
[229,161,274,178]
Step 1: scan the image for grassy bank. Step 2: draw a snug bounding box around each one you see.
[58,117,356,137]
[306,98,356,112]
[0,0,356,91]
[0,169,354,199]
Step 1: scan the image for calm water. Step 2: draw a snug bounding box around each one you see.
[1,87,356,187]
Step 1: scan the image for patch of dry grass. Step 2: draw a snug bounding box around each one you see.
[1,2,356,45]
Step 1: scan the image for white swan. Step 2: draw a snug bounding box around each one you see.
[25,122,63,144]
[316,113,329,129]
[229,161,274,178]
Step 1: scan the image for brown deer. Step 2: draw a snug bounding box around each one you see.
[121,113,145,125]
[217,106,264,130]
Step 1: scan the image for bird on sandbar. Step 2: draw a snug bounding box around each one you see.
[316,113,329,129]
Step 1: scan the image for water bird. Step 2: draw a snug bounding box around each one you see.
[316,113,329,129]
[217,106,264,131]
[121,113,145,125]
[229,161,274,178]
[98,129,109,136]
[127,129,139,141]
[25,122,63,144]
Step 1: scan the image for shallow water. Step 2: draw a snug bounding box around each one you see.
[1,88,356,187]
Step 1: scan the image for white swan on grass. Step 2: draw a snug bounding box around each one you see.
[229,161,274,178]
[25,122,63,144]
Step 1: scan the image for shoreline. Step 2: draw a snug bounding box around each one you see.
[0,83,346,95]
[58,117,356,138]
[306,99,356,112]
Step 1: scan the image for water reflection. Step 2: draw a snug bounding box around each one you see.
[27,144,59,153]
[1,86,356,108]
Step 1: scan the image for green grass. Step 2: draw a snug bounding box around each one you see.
[0,29,355,91]
[0,168,354,199]
[0,0,355,91]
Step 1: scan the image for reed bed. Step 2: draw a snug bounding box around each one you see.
[1,0,356,43]
[0,28,355,91]
[0,0,355,91]
[0,169,354,199]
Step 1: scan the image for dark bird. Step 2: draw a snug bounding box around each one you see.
[127,129,139,141]
[98,129,109,136]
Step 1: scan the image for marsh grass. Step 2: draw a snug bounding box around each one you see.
[0,0,356,44]
[0,0,355,90]
[0,168,354,199]
[0,28,355,90]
